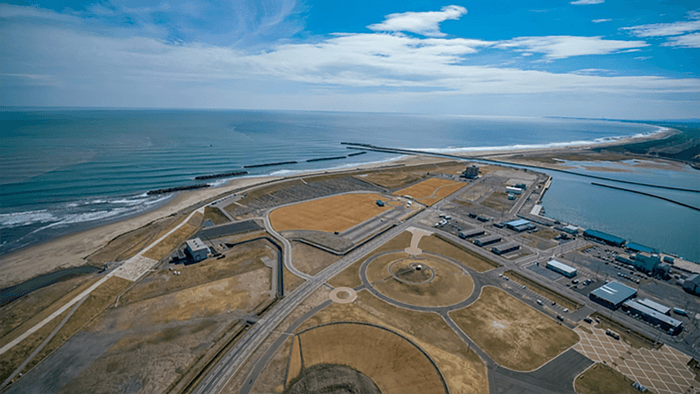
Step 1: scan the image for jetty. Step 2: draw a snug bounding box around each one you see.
[194,170,248,180]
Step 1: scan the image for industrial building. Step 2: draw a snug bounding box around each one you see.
[474,235,501,247]
[545,260,577,278]
[185,238,210,262]
[458,229,485,239]
[504,219,537,232]
[491,243,520,255]
[589,281,637,310]
[626,242,658,254]
[632,253,661,273]
[562,225,579,235]
[636,298,671,315]
[583,229,626,247]
[462,165,479,179]
[505,186,523,195]
[682,274,700,295]
[622,300,682,335]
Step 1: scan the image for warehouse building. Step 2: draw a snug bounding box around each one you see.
[459,229,485,239]
[474,235,501,247]
[583,229,626,247]
[504,219,537,232]
[626,242,658,254]
[562,225,579,235]
[546,260,577,278]
[186,238,210,262]
[636,298,671,315]
[505,186,523,195]
[682,274,700,295]
[632,253,661,273]
[589,281,637,310]
[622,300,682,335]
[491,243,520,255]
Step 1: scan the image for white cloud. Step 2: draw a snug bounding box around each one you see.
[571,0,604,5]
[592,19,612,23]
[367,5,467,37]
[495,36,648,59]
[622,13,700,37]
[664,32,700,48]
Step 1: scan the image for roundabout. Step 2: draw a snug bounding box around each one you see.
[363,250,475,308]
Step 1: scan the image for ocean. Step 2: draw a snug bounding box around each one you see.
[1,109,698,261]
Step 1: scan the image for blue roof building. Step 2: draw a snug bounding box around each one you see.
[626,242,658,254]
[589,281,637,309]
[584,229,626,247]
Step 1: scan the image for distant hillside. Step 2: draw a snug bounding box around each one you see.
[595,123,700,170]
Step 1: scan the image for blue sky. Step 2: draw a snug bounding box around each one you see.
[1,0,699,119]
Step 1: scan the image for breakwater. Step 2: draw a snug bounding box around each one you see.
[243,161,298,169]
[194,170,249,180]
[348,151,367,157]
[147,184,210,195]
[341,142,700,193]
[306,156,346,163]
[591,183,700,211]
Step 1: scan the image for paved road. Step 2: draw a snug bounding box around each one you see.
[192,210,430,394]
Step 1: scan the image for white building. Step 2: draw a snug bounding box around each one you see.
[186,238,210,262]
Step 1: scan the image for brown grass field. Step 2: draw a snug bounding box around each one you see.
[203,206,230,225]
[419,235,501,272]
[393,178,465,206]
[449,286,579,371]
[327,231,413,288]
[365,252,474,307]
[297,289,488,394]
[574,363,644,394]
[142,212,203,260]
[289,323,446,394]
[291,242,342,276]
[269,193,389,233]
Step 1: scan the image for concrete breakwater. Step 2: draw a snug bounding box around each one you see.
[243,161,298,169]
[348,151,367,157]
[306,156,347,163]
[194,170,249,180]
[147,183,210,195]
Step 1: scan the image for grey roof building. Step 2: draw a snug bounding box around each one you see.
[589,280,637,309]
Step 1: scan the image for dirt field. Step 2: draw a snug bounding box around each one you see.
[356,170,428,190]
[505,270,582,311]
[289,322,446,394]
[327,231,413,288]
[449,286,579,371]
[203,206,230,225]
[480,191,517,212]
[120,238,275,305]
[365,252,474,307]
[142,212,203,261]
[393,178,465,206]
[287,363,381,394]
[297,290,488,394]
[291,242,342,276]
[269,193,389,233]
[574,363,644,394]
[419,235,500,272]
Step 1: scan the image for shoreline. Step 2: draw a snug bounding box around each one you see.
[0,126,687,289]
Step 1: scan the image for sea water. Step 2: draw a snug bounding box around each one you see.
[1,109,697,260]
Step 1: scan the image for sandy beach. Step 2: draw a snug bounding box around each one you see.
[0,127,686,289]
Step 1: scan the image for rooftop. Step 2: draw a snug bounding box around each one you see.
[626,242,659,254]
[584,229,627,245]
[590,281,637,305]
[546,260,577,274]
[623,300,682,328]
[186,237,208,251]
[505,219,530,227]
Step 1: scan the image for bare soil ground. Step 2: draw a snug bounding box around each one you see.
[142,212,203,261]
[356,170,428,190]
[419,235,501,272]
[269,193,389,233]
[327,231,413,288]
[366,253,474,307]
[574,363,645,394]
[284,266,305,293]
[505,270,582,311]
[287,363,381,394]
[393,178,464,206]
[297,290,488,394]
[120,238,275,305]
[291,242,342,276]
[203,206,230,225]
[480,191,517,212]
[290,322,446,394]
[449,286,580,371]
